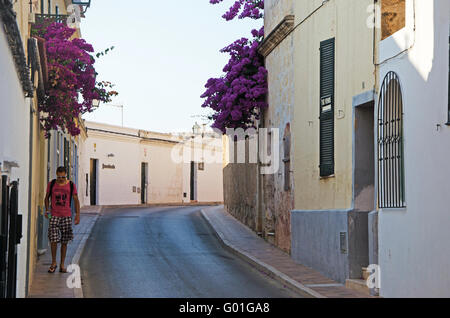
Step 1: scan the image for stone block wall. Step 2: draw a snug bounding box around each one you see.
[223,163,258,231]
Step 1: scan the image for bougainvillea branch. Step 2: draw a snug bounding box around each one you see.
[201,0,267,133]
[32,21,118,137]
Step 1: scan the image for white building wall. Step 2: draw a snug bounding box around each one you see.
[140,141,183,204]
[84,128,141,206]
[0,26,30,298]
[82,122,224,206]
[378,0,450,297]
[77,133,89,208]
[197,162,224,203]
[196,137,224,203]
[180,134,224,203]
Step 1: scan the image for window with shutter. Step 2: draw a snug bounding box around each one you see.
[320,38,335,177]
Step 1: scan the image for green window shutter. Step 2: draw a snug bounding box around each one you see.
[319,38,335,177]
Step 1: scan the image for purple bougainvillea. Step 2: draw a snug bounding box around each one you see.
[201,0,267,133]
[32,21,117,137]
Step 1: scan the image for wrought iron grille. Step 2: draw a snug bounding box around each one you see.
[35,13,69,25]
[377,72,406,209]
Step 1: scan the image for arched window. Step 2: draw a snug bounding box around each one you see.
[378,72,405,208]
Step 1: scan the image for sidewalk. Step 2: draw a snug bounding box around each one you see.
[200,206,372,298]
[27,207,100,298]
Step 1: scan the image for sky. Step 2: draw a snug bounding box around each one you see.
[80,0,262,133]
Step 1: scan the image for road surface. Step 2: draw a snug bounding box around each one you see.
[80,206,302,298]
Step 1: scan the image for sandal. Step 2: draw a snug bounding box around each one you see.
[59,266,68,273]
[48,264,58,273]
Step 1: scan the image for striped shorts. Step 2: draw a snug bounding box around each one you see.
[48,216,74,244]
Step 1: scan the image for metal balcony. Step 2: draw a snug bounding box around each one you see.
[35,13,69,24]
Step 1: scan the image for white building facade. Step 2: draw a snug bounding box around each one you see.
[376,0,450,297]
[0,5,34,298]
[80,121,224,207]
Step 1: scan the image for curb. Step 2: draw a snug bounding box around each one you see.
[200,207,326,299]
[71,210,102,298]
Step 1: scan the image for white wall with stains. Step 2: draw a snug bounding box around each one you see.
[377,0,450,297]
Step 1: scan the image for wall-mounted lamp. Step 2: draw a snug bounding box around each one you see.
[71,0,91,14]
[192,122,201,135]
[92,99,101,108]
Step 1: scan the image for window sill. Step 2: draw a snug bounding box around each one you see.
[379,207,407,213]
[320,174,335,180]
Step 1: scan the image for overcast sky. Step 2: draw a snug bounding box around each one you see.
[81,0,262,133]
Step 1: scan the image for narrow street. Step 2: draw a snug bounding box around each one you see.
[2,0,449,301]
[79,206,302,298]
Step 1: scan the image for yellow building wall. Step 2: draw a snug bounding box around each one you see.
[12,0,80,295]
[292,0,375,211]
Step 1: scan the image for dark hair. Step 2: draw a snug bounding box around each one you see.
[56,166,67,174]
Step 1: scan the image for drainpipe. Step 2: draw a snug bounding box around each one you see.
[25,98,35,298]
[373,0,380,211]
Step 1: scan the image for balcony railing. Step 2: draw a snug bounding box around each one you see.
[35,13,69,25]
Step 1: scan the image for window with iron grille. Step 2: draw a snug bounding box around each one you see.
[319,38,335,177]
[377,72,405,208]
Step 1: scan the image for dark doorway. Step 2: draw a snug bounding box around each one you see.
[141,163,148,204]
[354,102,375,211]
[64,138,70,176]
[190,161,197,201]
[90,159,98,206]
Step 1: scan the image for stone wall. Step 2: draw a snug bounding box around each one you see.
[261,0,295,253]
[381,0,406,40]
[223,163,258,231]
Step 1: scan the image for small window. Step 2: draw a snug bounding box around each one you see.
[381,0,406,40]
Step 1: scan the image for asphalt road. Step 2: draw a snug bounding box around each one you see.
[79,206,302,298]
